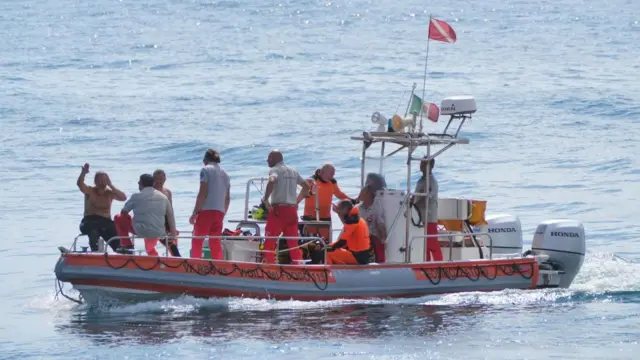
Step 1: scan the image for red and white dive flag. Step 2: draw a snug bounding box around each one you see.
[428,18,457,44]
[422,102,439,122]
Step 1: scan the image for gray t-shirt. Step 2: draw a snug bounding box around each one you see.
[414,173,438,223]
[269,162,305,205]
[121,187,173,238]
[201,163,230,212]
[357,199,386,237]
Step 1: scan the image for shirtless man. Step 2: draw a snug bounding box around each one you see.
[77,163,128,252]
[153,169,173,203]
[153,169,181,257]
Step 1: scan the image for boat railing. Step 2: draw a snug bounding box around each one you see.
[407,231,496,261]
[229,218,334,246]
[243,177,267,221]
[238,177,333,241]
[241,177,323,221]
[70,234,328,264]
[71,232,192,254]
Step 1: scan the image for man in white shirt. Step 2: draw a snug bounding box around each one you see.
[357,185,387,263]
[189,149,230,260]
[114,174,177,256]
[262,150,310,264]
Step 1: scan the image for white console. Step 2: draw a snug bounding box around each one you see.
[224,240,260,263]
[438,198,469,220]
[376,189,425,263]
[374,190,491,263]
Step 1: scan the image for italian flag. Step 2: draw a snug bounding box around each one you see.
[409,94,440,122]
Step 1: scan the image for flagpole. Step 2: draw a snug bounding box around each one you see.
[394,89,408,115]
[419,14,432,134]
[404,82,417,118]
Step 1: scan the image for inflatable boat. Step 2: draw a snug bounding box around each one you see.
[53,94,586,305]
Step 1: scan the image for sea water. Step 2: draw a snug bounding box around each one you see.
[1,0,639,359]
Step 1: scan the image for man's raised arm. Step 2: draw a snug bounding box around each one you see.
[106,175,127,201]
[77,165,91,194]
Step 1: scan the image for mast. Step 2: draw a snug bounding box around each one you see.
[352,98,474,263]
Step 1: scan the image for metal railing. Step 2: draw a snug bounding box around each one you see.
[243,177,267,221]
[70,234,328,264]
[70,230,502,265]
[407,231,495,262]
[70,230,195,255]
[242,176,322,220]
[239,177,333,241]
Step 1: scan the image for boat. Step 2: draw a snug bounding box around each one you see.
[53,92,586,306]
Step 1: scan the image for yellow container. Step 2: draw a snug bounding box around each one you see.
[467,200,488,226]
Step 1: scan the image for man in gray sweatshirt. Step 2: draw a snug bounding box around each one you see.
[114,174,177,256]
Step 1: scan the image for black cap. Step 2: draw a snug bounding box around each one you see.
[139,173,154,187]
[337,199,354,211]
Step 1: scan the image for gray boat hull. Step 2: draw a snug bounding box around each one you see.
[54,253,557,304]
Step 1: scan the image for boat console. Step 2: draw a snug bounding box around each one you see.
[350,90,585,278]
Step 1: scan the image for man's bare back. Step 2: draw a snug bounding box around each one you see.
[153,169,173,205]
[160,187,172,204]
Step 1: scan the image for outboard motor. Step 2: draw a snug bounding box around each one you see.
[531,219,585,288]
[484,214,524,256]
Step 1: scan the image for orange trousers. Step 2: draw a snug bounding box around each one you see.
[191,210,224,260]
[327,248,358,265]
[426,222,443,261]
[264,205,303,264]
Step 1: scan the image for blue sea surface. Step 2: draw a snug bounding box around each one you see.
[1,0,640,359]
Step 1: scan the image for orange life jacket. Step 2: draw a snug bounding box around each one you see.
[331,207,371,253]
[303,169,350,219]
